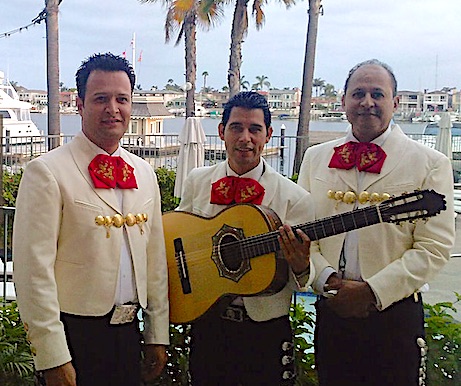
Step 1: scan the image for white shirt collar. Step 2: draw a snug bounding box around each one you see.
[346,123,392,147]
[225,159,264,180]
[78,130,121,156]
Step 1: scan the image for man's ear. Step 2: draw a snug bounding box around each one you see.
[218,123,225,140]
[77,97,84,116]
[266,126,273,143]
[393,95,400,111]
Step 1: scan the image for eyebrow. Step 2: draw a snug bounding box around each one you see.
[228,122,264,128]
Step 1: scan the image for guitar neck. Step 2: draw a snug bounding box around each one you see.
[243,205,381,258]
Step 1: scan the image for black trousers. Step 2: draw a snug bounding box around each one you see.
[60,310,142,386]
[189,307,295,386]
[314,294,425,386]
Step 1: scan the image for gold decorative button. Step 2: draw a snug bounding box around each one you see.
[104,216,113,226]
[125,213,136,226]
[135,213,144,223]
[381,192,391,201]
[113,214,125,228]
[334,191,344,201]
[95,215,105,226]
[369,192,381,203]
[327,190,336,199]
[358,191,369,204]
[343,191,357,204]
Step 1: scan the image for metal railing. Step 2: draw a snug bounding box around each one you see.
[1,207,15,306]
[0,133,301,177]
[2,131,461,304]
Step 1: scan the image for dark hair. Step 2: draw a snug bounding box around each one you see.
[221,91,271,130]
[344,59,398,97]
[75,52,136,100]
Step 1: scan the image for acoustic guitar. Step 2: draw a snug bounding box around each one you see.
[163,189,446,323]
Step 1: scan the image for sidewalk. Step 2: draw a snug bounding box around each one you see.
[422,217,461,320]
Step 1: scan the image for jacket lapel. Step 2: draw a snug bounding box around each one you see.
[69,135,121,212]
[361,125,408,191]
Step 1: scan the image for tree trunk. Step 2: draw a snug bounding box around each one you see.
[228,0,249,99]
[184,12,196,118]
[293,0,321,175]
[46,0,61,150]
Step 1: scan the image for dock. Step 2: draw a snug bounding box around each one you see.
[308,131,346,146]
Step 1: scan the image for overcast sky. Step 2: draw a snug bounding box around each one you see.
[1,0,460,93]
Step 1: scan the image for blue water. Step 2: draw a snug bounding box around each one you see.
[31,114,426,137]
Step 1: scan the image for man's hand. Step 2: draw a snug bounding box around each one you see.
[141,344,167,383]
[326,279,377,318]
[278,224,311,275]
[43,362,77,386]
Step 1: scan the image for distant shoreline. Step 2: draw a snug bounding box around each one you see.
[31,114,426,137]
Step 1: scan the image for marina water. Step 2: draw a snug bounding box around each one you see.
[31,114,426,137]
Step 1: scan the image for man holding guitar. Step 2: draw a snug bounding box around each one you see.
[298,59,456,386]
[175,91,318,385]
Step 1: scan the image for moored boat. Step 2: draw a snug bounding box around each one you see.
[0,71,43,145]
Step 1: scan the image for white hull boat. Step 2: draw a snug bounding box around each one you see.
[0,71,43,146]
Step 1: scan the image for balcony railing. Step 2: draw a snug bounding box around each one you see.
[0,133,301,178]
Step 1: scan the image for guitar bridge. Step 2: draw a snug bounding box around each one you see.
[174,238,191,294]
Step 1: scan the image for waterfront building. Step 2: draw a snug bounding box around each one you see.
[16,87,48,111]
[129,92,174,142]
[423,90,449,112]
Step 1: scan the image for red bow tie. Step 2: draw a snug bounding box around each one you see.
[88,154,138,189]
[328,141,386,174]
[210,176,265,205]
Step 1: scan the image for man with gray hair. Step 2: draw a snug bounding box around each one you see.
[297,59,455,385]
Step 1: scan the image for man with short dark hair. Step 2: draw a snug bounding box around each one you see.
[13,53,169,386]
[298,59,455,385]
[176,91,318,385]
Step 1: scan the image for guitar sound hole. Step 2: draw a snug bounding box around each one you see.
[220,234,243,272]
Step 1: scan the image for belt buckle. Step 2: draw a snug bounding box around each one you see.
[221,305,246,322]
[110,304,138,325]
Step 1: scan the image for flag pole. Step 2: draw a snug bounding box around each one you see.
[131,32,136,76]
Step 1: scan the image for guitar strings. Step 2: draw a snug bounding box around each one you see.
[167,205,384,269]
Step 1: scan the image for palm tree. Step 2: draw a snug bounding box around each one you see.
[240,75,250,91]
[227,0,295,98]
[312,77,325,97]
[140,0,223,117]
[252,75,270,91]
[202,71,209,92]
[322,83,337,97]
[45,0,61,149]
[293,0,322,175]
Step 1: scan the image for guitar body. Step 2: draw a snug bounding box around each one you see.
[163,204,287,324]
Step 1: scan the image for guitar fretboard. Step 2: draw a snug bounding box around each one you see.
[237,204,382,259]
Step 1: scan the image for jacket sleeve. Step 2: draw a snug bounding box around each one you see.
[367,154,455,309]
[141,168,170,345]
[13,159,71,371]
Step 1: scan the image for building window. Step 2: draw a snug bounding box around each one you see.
[131,121,138,134]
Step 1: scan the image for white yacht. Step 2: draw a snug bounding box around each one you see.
[0,71,42,144]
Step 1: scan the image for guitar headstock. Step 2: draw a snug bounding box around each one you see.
[379,189,446,224]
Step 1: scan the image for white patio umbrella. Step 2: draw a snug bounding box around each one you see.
[174,117,206,200]
[435,112,453,161]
